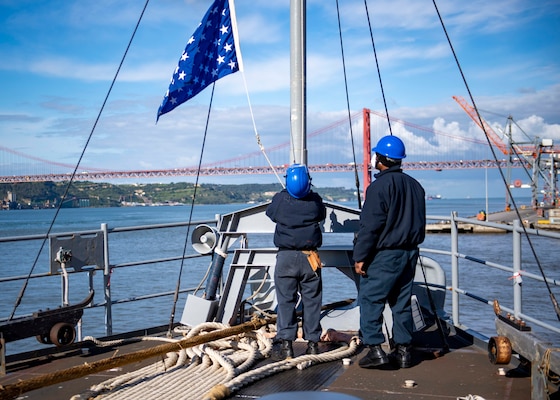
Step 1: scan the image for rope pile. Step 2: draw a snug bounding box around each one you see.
[70,322,359,400]
[540,347,560,386]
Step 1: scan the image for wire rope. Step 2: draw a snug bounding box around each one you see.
[430,0,560,320]
[335,0,362,209]
[8,0,152,320]
[363,0,394,138]
[166,84,218,337]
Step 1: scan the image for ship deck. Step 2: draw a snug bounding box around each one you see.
[1,322,546,400]
[234,324,536,400]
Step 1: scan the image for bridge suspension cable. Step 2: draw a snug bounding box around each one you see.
[0,108,526,184]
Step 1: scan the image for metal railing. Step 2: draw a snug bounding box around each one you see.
[0,218,217,346]
[1,211,559,356]
[422,213,560,338]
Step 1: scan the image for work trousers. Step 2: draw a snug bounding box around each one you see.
[274,249,322,343]
[359,248,419,346]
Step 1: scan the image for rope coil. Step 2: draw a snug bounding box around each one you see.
[540,347,560,385]
[70,323,358,400]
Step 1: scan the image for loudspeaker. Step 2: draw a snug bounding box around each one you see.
[191,224,219,254]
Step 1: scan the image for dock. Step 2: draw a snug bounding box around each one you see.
[427,206,560,233]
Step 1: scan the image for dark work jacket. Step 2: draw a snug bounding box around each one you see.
[266,189,326,250]
[353,165,426,263]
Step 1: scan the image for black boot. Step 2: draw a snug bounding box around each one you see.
[358,345,389,368]
[306,341,319,355]
[281,339,294,359]
[393,344,412,368]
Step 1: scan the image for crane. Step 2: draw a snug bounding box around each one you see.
[452,96,542,156]
[453,95,512,155]
[453,95,559,210]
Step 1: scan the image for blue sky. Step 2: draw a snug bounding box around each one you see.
[0,0,559,200]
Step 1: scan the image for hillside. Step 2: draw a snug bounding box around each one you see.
[0,181,358,209]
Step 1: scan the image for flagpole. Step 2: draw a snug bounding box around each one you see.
[290,0,307,166]
[228,0,243,72]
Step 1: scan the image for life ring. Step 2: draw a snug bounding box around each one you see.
[513,179,522,188]
[488,336,512,364]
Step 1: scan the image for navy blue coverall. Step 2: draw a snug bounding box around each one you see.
[353,165,426,347]
[266,189,326,343]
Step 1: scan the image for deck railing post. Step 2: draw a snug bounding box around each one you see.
[512,219,522,318]
[101,223,113,336]
[451,212,460,326]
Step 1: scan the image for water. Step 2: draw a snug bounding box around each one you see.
[1,197,558,355]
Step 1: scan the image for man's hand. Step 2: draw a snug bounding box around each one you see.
[354,261,366,277]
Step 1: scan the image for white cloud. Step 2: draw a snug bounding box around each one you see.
[0,0,558,199]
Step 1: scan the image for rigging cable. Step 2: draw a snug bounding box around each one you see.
[431,0,560,321]
[503,115,535,142]
[8,0,152,320]
[335,0,362,209]
[166,83,217,337]
[239,68,285,188]
[363,0,394,138]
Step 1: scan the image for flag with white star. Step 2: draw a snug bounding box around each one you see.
[157,0,241,121]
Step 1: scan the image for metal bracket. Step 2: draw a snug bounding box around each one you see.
[49,232,105,274]
[0,335,5,377]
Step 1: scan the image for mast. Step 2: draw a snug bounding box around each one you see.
[290,0,307,166]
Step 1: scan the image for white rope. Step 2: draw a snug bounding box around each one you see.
[72,324,356,400]
[239,69,285,187]
[215,336,360,398]
[72,323,262,400]
[61,263,69,306]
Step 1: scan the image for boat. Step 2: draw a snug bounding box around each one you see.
[1,1,559,399]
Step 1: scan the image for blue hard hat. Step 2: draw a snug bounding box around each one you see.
[372,135,406,160]
[286,164,311,198]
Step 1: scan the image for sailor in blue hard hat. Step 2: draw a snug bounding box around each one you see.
[353,135,426,370]
[285,163,312,199]
[372,134,407,165]
[266,163,326,360]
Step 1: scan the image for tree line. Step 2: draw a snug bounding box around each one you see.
[1,181,357,209]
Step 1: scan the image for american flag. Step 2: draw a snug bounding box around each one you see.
[157,0,241,121]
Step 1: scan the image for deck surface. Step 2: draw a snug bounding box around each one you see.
[326,339,531,400]
[233,325,536,400]
[0,322,544,400]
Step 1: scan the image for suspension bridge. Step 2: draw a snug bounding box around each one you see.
[0,108,546,185]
